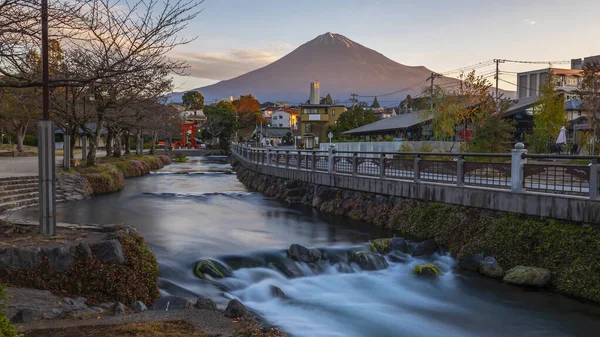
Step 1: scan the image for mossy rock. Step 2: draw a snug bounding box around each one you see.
[413,263,441,276]
[194,259,232,279]
[369,238,392,254]
[350,250,388,271]
[0,230,160,305]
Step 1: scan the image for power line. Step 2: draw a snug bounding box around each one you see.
[439,60,495,75]
[501,59,571,65]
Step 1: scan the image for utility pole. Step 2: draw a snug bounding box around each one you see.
[428,72,442,110]
[350,94,358,107]
[494,59,505,100]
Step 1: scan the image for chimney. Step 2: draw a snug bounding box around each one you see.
[310,81,320,104]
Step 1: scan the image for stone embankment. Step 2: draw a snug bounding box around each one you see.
[233,160,600,303]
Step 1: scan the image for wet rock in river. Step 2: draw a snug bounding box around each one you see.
[503,266,551,287]
[389,237,408,253]
[288,244,321,263]
[411,239,438,256]
[194,259,232,279]
[350,251,389,271]
[413,263,441,276]
[224,299,246,318]
[479,257,504,278]
[459,253,484,271]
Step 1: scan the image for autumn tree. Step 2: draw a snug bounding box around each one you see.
[527,69,566,153]
[182,90,204,111]
[430,71,496,148]
[202,104,236,152]
[233,94,261,129]
[576,62,600,154]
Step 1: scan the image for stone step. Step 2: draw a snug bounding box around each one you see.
[0,187,38,197]
[0,180,39,189]
[0,198,39,213]
[0,192,39,204]
[0,176,38,183]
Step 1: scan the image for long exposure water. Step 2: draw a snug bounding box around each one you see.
[12,156,600,337]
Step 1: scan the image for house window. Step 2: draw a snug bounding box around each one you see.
[567,76,579,86]
[332,109,335,116]
[305,123,312,133]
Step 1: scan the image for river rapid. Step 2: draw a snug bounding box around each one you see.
[12,156,600,337]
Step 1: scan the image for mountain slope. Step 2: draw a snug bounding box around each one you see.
[174,33,457,104]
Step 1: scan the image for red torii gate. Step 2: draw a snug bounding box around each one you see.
[181,123,196,148]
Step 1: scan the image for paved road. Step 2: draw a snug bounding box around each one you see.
[0,151,108,178]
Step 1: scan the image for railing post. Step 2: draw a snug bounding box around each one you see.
[285,151,290,168]
[352,152,358,176]
[328,145,335,174]
[456,155,464,187]
[379,153,386,179]
[511,143,528,193]
[311,152,316,172]
[266,148,271,166]
[413,154,421,182]
[297,151,302,170]
[275,151,279,167]
[590,159,598,200]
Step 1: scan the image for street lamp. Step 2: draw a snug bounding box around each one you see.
[38,0,56,236]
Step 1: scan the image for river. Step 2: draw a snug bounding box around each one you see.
[12,156,600,337]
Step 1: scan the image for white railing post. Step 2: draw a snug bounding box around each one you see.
[266,148,271,166]
[456,155,464,187]
[590,159,598,200]
[328,145,335,174]
[285,151,290,168]
[511,143,528,193]
[379,153,386,179]
[352,152,358,176]
[413,154,421,182]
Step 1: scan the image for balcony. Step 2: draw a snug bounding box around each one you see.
[300,114,330,122]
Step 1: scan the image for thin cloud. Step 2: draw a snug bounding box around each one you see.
[524,19,538,26]
[169,42,293,81]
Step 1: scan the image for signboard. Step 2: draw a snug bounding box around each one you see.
[297,136,302,140]
[308,115,321,121]
[328,132,334,139]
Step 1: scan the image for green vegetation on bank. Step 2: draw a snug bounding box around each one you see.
[2,230,159,305]
[62,154,172,194]
[0,284,20,337]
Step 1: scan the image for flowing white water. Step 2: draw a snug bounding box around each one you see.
[11,156,600,337]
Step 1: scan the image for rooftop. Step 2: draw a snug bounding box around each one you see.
[343,111,433,134]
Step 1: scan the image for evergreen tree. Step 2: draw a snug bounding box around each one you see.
[182,91,204,110]
[320,93,333,105]
[371,97,381,108]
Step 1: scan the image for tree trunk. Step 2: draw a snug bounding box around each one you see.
[113,131,122,157]
[124,131,131,154]
[86,113,104,166]
[69,125,78,159]
[16,124,26,152]
[105,129,113,157]
[150,130,158,155]
[136,129,143,155]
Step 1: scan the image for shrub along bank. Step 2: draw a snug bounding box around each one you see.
[234,161,600,303]
[65,154,172,194]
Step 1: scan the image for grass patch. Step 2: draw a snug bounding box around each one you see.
[413,263,441,275]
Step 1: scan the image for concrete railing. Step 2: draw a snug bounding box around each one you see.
[233,143,600,201]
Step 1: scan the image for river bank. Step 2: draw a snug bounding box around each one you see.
[233,160,600,304]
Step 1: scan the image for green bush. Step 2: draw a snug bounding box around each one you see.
[23,135,38,147]
[0,284,20,337]
[383,135,394,142]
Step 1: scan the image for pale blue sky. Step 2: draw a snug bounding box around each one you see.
[170,0,600,91]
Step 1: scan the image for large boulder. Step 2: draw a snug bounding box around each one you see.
[288,244,321,263]
[389,238,408,253]
[93,239,125,264]
[350,251,389,271]
[479,257,504,278]
[0,247,41,270]
[459,253,484,271]
[131,301,147,313]
[370,238,392,254]
[77,242,93,259]
[503,266,551,287]
[113,302,126,315]
[194,259,232,279]
[150,296,191,311]
[196,298,218,311]
[224,299,246,318]
[45,246,75,272]
[411,239,437,256]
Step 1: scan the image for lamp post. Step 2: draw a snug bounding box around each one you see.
[38,0,56,236]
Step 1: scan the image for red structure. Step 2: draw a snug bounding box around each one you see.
[181,123,196,148]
